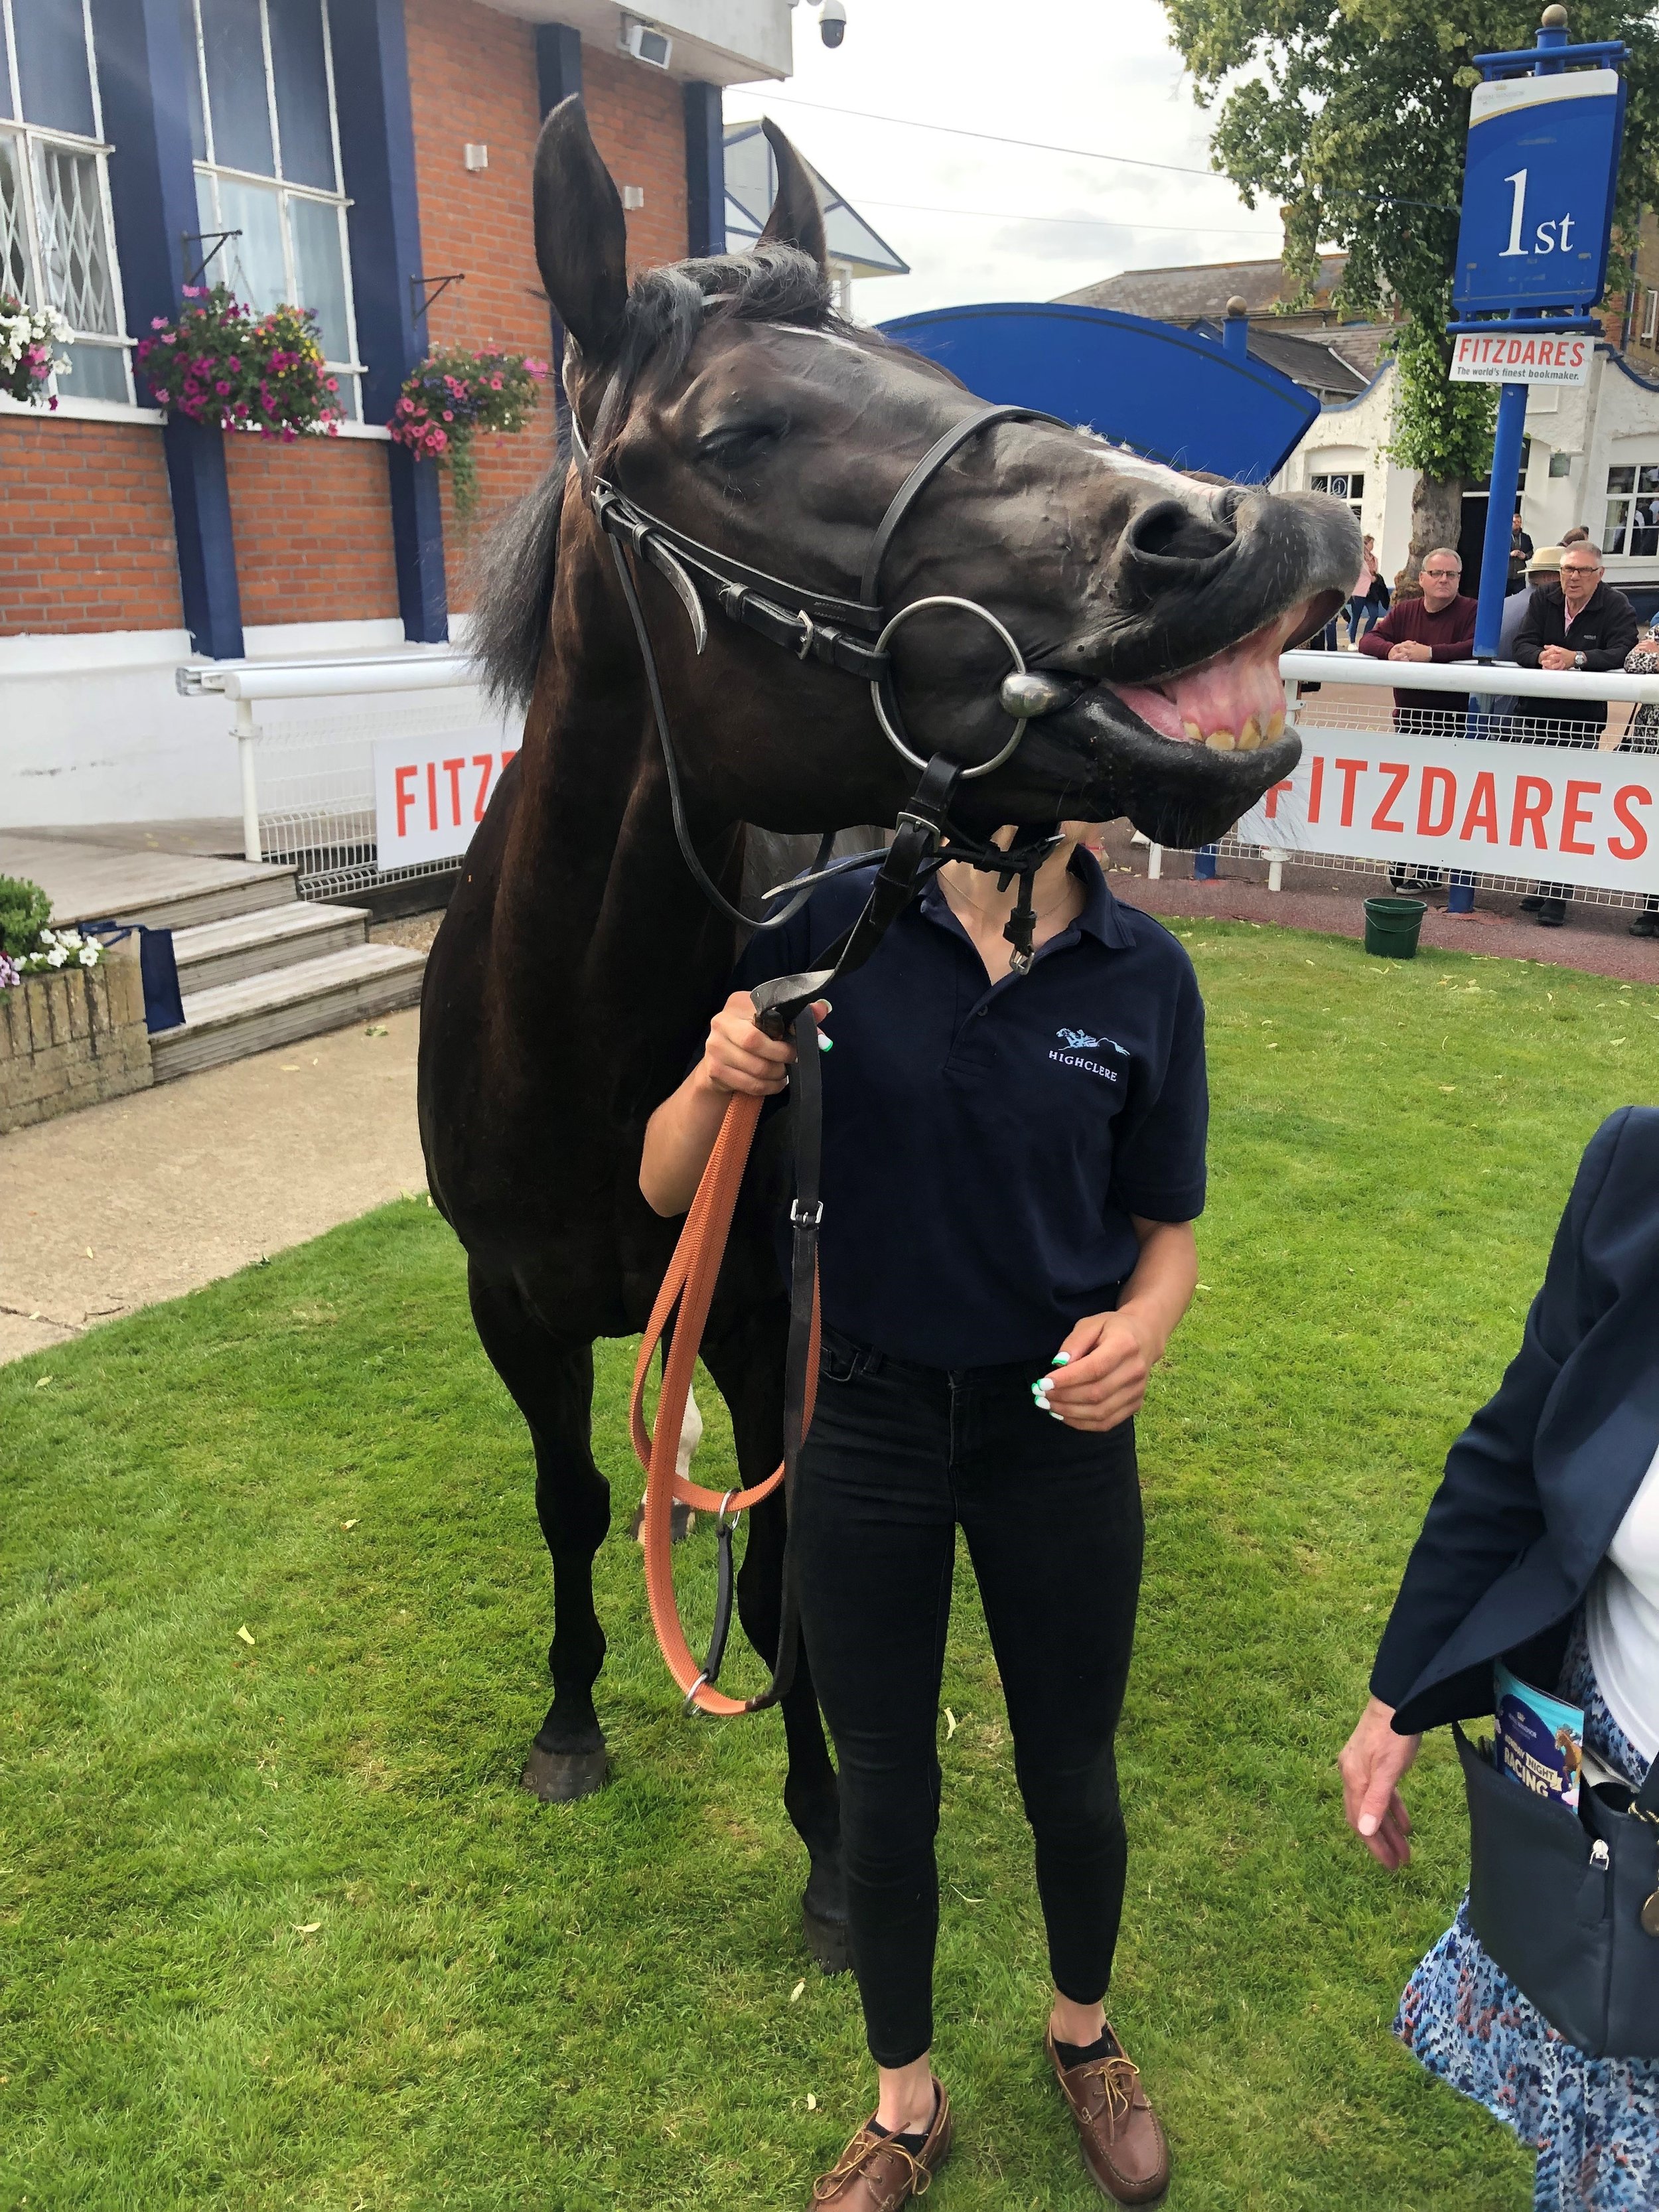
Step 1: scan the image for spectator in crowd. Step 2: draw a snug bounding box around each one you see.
[1346,535,1389,644]
[1357,548,1478,729]
[1475,546,1563,723]
[1559,524,1591,546]
[1512,544,1639,928]
[1506,510,1535,594]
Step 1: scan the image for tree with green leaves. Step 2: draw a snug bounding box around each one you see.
[1160,1,1659,571]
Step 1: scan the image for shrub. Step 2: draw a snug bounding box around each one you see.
[0,876,52,958]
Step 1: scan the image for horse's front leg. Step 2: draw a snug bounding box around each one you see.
[469,1269,612,1801]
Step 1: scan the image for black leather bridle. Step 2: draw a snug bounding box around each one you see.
[573,396,1085,1003]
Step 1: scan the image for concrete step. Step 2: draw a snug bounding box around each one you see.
[172,901,370,994]
[0,833,297,933]
[150,943,426,1082]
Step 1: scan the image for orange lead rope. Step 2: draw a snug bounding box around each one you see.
[629,1025,822,1718]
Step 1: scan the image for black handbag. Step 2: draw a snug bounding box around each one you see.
[1456,1720,1659,2059]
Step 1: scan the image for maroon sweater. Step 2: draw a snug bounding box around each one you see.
[1357,592,1479,719]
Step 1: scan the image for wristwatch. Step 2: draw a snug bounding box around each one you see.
[1573,651,1587,670]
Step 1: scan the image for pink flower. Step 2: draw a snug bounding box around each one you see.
[490,375,502,390]
[443,409,453,421]
[326,377,338,391]
[153,388,170,403]
[215,380,230,394]
[182,284,203,298]
[151,316,166,330]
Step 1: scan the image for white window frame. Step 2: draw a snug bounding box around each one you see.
[188,0,366,419]
[1643,288,1658,345]
[1310,469,1365,522]
[0,0,135,406]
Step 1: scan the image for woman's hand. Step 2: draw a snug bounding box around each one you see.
[701,991,828,1098]
[1038,1218,1198,1430]
[639,993,828,1217]
[1038,1309,1159,1431]
[1339,1696,1422,1870]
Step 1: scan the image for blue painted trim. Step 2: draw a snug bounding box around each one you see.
[91,0,245,658]
[1605,344,1659,393]
[536,23,582,110]
[1447,315,1603,334]
[1309,360,1392,415]
[684,82,724,257]
[331,0,445,642]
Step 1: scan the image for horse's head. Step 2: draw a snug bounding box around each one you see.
[477,99,1359,852]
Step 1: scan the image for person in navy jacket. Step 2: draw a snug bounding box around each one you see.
[1340,1108,1659,2208]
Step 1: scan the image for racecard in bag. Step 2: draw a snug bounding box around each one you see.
[1494,1662,1585,1812]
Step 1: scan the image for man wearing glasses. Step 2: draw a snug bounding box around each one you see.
[1356,549,1478,731]
[1512,546,1639,926]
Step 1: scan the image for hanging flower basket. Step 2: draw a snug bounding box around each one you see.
[1,295,72,408]
[136,283,342,442]
[389,346,548,520]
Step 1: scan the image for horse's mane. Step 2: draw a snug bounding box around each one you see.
[469,244,839,710]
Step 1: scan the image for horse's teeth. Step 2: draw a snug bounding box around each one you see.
[1267,708,1286,739]
[1204,729,1236,752]
[1238,716,1261,752]
[1181,719,1202,744]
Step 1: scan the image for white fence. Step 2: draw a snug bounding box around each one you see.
[1151,652,1659,913]
[180,644,1659,911]
[180,650,508,900]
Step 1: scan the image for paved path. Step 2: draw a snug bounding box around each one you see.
[0,1007,425,1364]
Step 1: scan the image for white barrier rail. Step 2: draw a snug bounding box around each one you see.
[177,649,501,894]
[183,644,1659,913]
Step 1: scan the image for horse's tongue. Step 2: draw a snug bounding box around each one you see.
[1108,628,1289,753]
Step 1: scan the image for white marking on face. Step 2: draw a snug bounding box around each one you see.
[766,325,870,358]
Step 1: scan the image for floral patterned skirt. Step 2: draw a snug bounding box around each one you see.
[1394,1625,1659,2210]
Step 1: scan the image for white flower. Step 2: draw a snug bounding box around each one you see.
[56,930,82,949]
[77,942,100,968]
[46,945,68,968]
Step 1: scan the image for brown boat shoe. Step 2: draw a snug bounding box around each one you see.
[1046,2024,1169,2205]
[809,2079,952,2211]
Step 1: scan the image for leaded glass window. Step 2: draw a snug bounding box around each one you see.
[0,0,133,403]
[187,0,362,417]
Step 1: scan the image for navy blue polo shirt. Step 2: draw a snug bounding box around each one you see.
[734,849,1207,1369]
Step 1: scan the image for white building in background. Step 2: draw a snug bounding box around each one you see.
[1275,346,1659,594]
[1066,252,1659,597]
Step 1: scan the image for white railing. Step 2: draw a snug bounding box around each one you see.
[1150,652,1659,911]
[182,643,1659,913]
[180,649,501,898]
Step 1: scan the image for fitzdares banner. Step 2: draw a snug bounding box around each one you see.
[1236,723,1658,893]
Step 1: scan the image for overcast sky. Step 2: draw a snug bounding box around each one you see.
[723,0,1286,324]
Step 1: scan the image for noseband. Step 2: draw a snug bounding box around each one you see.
[574,396,1082,1002]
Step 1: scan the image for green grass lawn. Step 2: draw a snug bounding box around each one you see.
[5,923,1656,2211]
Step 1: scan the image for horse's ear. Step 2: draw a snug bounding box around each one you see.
[534,96,629,362]
[757,119,828,275]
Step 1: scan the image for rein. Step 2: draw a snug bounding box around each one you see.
[598,384,1082,1716]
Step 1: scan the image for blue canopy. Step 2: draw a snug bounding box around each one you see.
[877,302,1321,482]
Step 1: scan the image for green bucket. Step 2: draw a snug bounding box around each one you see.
[1363,895,1427,959]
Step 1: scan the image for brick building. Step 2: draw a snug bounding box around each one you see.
[1,0,794,826]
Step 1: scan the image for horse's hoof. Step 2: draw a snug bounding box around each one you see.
[630,1500,697,1544]
[520,1745,609,1802]
[802,1897,851,1976]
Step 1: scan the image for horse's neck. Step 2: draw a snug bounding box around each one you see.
[496,667,741,1082]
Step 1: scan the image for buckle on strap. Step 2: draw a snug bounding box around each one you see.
[790,1198,823,1228]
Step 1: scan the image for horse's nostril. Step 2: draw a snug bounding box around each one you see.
[1127,498,1237,570]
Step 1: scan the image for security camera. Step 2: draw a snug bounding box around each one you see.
[819,0,847,44]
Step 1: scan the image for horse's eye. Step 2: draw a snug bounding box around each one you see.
[699,418,784,470]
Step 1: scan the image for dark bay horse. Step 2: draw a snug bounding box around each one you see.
[417,96,1360,1968]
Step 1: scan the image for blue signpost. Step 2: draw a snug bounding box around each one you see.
[1451,11,1628,664]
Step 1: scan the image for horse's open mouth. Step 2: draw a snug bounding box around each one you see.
[1101,595,1327,754]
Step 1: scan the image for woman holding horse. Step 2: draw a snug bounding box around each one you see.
[642,821,1204,2208]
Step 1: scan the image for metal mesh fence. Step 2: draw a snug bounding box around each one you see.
[1161,683,1659,913]
[248,702,512,900]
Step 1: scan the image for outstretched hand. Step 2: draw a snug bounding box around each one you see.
[1339,1696,1422,1869]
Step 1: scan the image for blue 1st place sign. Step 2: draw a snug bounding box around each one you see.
[1453,68,1625,315]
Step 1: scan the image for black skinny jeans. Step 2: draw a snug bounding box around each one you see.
[793,1327,1144,2069]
